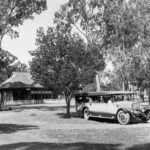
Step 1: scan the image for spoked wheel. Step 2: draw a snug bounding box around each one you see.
[83,108,90,120]
[117,110,130,125]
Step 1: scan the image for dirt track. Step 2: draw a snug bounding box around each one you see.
[0,101,150,150]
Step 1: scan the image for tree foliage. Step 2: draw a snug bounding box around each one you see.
[30,27,105,116]
[54,0,150,92]
[101,0,150,92]
[0,48,17,83]
[0,0,47,47]
[0,48,28,84]
[54,0,106,44]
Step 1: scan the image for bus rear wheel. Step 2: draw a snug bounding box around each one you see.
[117,110,130,125]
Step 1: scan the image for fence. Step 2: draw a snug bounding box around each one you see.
[3,98,66,106]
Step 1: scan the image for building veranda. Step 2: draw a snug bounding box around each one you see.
[0,72,54,105]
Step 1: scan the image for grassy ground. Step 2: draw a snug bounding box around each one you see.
[0,101,150,150]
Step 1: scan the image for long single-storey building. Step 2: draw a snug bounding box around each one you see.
[0,72,54,105]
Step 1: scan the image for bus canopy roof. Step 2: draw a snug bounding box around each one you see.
[74,91,136,97]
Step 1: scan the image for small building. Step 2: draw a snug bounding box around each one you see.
[0,72,54,105]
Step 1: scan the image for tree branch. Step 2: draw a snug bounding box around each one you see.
[71,23,89,41]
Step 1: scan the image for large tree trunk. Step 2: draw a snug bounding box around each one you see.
[65,97,71,118]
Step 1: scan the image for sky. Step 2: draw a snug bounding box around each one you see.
[2,0,68,66]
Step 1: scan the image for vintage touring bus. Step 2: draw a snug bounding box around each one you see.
[74,91,150,125]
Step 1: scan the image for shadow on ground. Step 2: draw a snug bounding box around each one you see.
[56,112,79,119]
[56,112,147,125]
[90,117,118,124]
[0,142,122,150]
[0,142,150,150]
[127,143,150,150]
[57,112,118,124]
[0,124,38,134]
[90,117,148,125]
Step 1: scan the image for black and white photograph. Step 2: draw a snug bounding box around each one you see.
[0,0,150,150]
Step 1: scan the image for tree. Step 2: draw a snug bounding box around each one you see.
[54,0,106,44]
[30,27,105,116]
[7,61,29,77]
[128,42,150,102]
[54,0,130,91]
[0,48,17,83]
[54,0,150,91]
[0,0,47,47]
[101,0,150,92]
[0,48,29,84]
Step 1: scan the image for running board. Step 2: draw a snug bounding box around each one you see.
[89,114,115,119]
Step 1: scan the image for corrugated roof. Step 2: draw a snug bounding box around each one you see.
[0,72,42,88]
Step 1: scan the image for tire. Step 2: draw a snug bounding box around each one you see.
[117,110,130,125]
[83,108,90,120]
